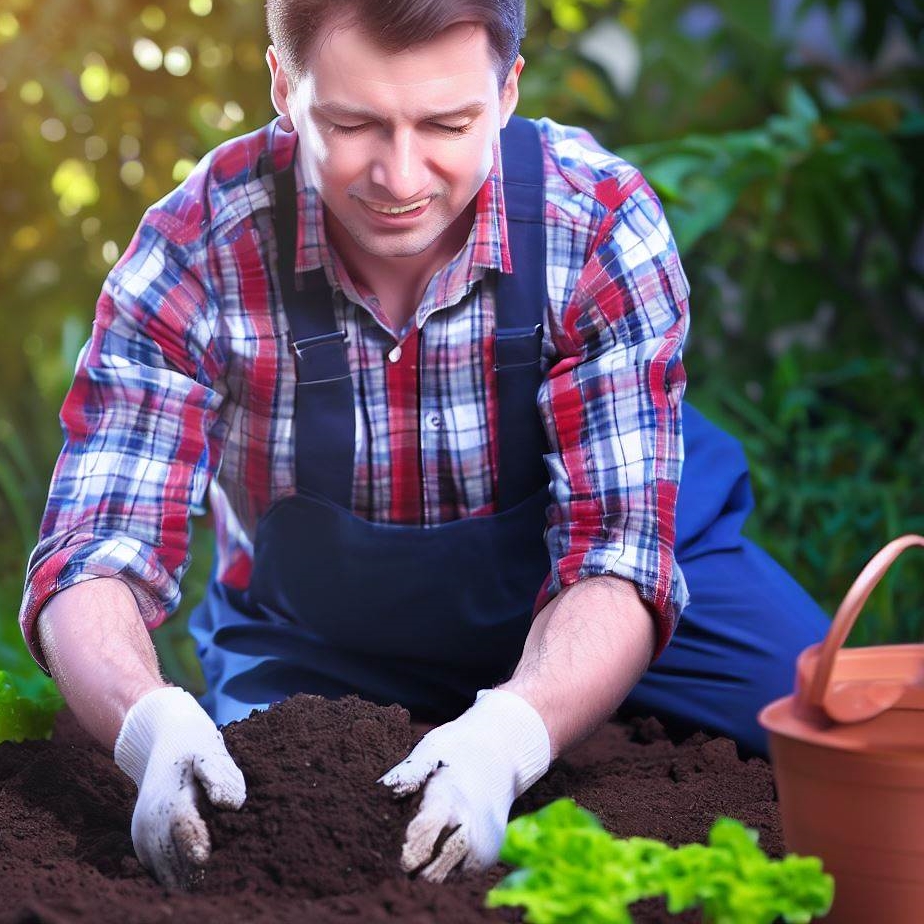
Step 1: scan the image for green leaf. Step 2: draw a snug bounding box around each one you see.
[785,84,820,125]
[487,802,834,924]
[0,670,63,743]
[664,179,741,254]
[897,111,924,137]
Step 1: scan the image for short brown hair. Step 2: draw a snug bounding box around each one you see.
[265,0,525,85]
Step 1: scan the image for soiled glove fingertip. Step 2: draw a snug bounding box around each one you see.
[418,830,469,883]
[194,752,247,808]
[379,753,442,795]
[399,839,430,874]
[205,778,247,810]
[377,770,421,797]
[377,757,413,782]
[189,841,209,864]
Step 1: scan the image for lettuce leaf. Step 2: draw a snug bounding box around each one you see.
[0,669,63,743]
[486,799,834,924]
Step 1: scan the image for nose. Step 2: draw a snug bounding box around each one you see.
[369,127,429,203]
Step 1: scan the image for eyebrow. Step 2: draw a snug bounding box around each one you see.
[311,101,487,122]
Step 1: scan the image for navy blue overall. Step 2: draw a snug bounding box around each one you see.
[189,117,830,757]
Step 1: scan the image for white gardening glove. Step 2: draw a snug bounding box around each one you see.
[378,688,551,882]
[113,686,247,889]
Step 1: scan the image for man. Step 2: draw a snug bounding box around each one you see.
[20,0,829,893]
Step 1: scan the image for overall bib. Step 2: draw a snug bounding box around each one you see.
[190,117,829,756]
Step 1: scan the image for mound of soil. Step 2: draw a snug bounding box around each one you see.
[0,694,781,923]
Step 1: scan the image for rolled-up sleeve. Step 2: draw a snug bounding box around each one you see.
[538,175,690,659]
[19,192,227,671]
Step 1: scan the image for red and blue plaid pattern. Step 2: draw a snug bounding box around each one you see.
[21,116,690,666]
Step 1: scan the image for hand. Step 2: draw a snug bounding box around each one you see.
[114,686,246,889]
[378,689,550,882]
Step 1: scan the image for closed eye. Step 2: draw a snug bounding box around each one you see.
[330,122,372,135]
[330,122,472,136]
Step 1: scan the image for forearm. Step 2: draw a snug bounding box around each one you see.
[498,574,656,760]
[37,577,168,751]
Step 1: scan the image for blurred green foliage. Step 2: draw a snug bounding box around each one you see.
[0,0,922,709]
[0,668,62,742]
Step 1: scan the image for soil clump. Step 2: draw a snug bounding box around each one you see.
[0,694,780,923]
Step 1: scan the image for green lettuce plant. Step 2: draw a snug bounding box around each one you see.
[0,669,63,744]
[486,798,833,924]
[0,562,65,744]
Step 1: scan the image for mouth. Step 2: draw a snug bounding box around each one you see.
[360,196,432,220]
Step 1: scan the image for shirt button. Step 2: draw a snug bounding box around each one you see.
[426,412,443,430]
[387,345,402,363]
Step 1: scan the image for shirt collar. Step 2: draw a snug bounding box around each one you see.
[271,120,513,300]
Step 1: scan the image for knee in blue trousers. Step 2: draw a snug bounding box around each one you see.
[623,406,831,758]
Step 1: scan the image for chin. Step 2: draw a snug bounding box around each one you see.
[354,231,442,259]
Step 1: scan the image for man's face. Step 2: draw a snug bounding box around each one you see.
[267,20,522,261]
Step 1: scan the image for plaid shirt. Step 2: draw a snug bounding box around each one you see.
[21,116,690,668]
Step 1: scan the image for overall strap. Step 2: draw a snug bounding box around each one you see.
[272,156,355,508]
[495,116,550,510]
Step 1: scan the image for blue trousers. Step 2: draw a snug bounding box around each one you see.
[623,537,830,757]
[623,406,831,757]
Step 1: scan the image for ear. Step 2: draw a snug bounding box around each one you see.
[499,55,524,129]
[266,45,295,132]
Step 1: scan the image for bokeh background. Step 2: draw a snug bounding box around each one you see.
[1,0,922,707]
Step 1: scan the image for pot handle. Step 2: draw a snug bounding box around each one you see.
[805,534,924,713]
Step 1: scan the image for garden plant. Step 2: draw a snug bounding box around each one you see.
[487,798,833,923]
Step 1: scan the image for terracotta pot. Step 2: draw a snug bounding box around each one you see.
[759,534,924,924]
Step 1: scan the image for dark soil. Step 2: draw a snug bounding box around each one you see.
[0,694,781,923]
